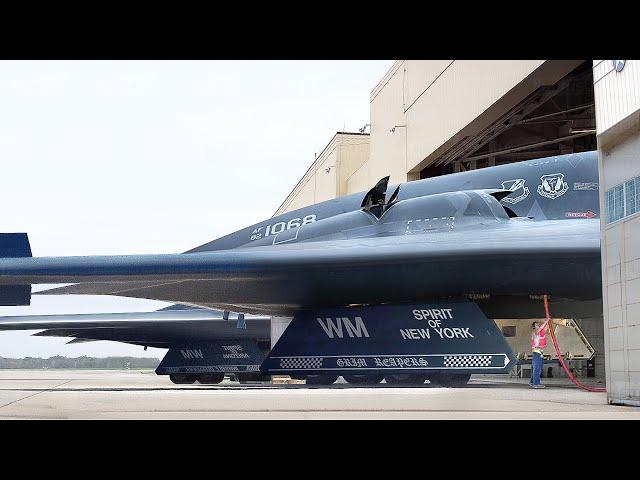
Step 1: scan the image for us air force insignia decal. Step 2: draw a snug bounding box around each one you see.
[537,173,568,199]
[500,178,529,204]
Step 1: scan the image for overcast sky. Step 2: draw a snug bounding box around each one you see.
[0,60,391,358]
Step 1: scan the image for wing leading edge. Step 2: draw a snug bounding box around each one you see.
[0,219,601,315]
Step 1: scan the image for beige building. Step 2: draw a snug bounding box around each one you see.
[595,59,640,406]
[277,60,596,215]
[274,132,369,216]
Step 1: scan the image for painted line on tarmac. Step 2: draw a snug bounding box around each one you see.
[0,379,74,410]
[0,378,71,381]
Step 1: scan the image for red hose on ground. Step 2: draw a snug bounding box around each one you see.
[543,294,605,392]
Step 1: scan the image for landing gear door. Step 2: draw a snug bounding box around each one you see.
[156,340,266,376]
[260,301,516,377]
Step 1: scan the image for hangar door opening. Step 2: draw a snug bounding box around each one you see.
[417,60,603,380]
[420,61,596,178]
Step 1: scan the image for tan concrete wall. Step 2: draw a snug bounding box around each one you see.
[404,60,547,172]
[336,135,370,196]
[366,60,550,183]
[287,174,315,213]
[278,60,580,211]
[368,61,408,186]
[314,147,338,204]
[274,133,369,215]
[346,161,372,195]
[599,136,640,405]
[596,59,640,405]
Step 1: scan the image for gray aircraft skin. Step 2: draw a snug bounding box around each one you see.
[0,305,271,349]
[0,151,601,349]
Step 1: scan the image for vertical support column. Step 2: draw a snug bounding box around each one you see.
[406,171,420,182]
[488,140,496,168]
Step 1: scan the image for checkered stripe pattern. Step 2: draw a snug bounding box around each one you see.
[443,355,492,368]
[279,357,323,370]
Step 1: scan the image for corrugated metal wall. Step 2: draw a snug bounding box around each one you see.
[594,60,640,136]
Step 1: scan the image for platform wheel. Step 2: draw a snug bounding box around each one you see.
[197,373,225,384]
[384,374,428,386]
[305,374,339,385]
[169,373,197,384]
[429,373,471,387]
[343,374,384,385]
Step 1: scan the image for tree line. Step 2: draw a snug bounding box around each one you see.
[0,356,161,369]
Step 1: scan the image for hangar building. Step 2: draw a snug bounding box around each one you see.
[276,60,595,214]
[595,59,640,406]
[273,60,640,406]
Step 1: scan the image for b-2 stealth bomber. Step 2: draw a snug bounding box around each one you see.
[0,151,602,386]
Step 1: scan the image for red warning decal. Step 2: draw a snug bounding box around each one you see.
[565,211,597,218]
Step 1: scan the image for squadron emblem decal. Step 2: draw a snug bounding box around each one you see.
[500,178,529,204]
[537,173,568,200]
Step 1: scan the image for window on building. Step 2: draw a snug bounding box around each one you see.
[626,179,637,217]
[607,184,625,223]
[606,189,615,222]
[605,175,640,224]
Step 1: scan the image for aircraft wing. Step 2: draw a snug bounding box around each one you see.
[0,220,601,315]
[0,306,271,348]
